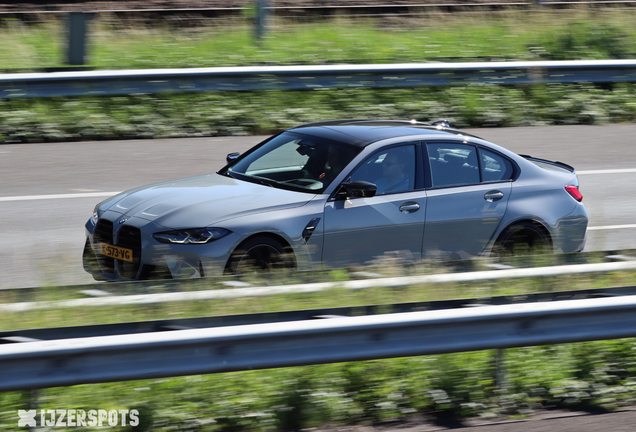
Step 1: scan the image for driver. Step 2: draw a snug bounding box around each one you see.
[374,150,411,194]
[319,146,348,184]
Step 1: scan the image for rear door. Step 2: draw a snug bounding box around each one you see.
[422,142,514,259]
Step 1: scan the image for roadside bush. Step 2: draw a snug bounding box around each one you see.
[533,22,633,60]
[0,83,635,144]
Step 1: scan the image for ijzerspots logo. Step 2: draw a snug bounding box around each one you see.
[18,409,139,428]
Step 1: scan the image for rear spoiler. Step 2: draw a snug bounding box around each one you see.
[518,154,575,173]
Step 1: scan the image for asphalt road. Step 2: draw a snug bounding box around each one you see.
[326,408,636,432]
[1,124,636,289]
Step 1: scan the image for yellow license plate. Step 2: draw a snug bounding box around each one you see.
[98,242,134,263]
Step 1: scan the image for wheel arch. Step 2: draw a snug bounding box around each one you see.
[224,232,297,273]
[492,218,553,255]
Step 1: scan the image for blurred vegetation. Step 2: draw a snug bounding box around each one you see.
[2,339,636,430]
[2,256,636,430]
[2,11,636,69]
[2,252,635,329]
[1,11,636,143]
[0,83,635,144]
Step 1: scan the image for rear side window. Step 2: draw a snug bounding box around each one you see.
[427,143,480,188]
[426,142,515,188]
[479,148,514,182]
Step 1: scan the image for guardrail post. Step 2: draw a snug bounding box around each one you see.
[29,389,39,432]
[255,0,269,40]
[495,349,507,394]
[67,12,94,66]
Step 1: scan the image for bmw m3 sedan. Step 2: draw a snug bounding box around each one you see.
[83,119,588,281]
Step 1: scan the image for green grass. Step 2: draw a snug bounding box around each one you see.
[2,11,636,70]
[1,11,636,143]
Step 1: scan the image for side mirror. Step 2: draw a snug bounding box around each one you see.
[226,152,241,164]
[337,181,377,199]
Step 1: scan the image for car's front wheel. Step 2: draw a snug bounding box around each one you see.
[226,236,295,275]
[492,222,551,257]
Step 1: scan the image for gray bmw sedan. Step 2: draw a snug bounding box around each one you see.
[83,119,588,281]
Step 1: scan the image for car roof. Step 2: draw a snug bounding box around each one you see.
[288,119,481,147]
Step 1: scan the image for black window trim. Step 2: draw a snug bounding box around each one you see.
[422,140,519,190]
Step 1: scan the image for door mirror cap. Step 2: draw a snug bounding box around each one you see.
[226,152,241,164]
[338,181,377,199]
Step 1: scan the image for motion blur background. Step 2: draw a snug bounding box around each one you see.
[2,2,636,431]
[0,0,635,143]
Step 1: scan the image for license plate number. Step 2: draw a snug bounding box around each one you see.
[98,242,133,263]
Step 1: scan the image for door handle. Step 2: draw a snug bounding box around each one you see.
[399,202,420,213]
[484,190,504,202]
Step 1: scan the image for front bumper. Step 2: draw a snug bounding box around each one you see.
[83,213,234,281]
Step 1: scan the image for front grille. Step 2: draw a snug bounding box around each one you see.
[117,225,142,279]
[93,219,114,273]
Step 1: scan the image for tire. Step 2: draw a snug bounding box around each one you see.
[226,236,295,275]
[492,222,551,257]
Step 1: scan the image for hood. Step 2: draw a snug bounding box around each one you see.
[100,173,316,228]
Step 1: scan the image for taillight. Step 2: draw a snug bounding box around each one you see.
[565,185,583,202]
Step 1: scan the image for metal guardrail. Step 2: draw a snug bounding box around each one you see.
[3,259,636,312]
[3,60,636,99]
[2,294,636,391]
[2,284,635,344]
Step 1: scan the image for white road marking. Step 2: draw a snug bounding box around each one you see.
[0,192,121,202]
[588,224,636,231]
[578,168,636,175]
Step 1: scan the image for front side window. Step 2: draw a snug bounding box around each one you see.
[427,143,480,188]
[225,132,360,194]
[348,145,416,195]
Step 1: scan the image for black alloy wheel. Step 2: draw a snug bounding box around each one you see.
[227,236,295,275]
[493,222,551,257]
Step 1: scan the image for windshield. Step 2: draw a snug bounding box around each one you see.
[223,132,360,194]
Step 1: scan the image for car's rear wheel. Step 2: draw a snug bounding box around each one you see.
[226,236,295,275]
[492,222,551,257]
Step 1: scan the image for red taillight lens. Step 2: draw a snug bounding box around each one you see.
[565,185,583,202]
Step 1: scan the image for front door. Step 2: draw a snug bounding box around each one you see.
[322,144,426,267]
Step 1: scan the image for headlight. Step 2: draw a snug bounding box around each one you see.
[91,204,100,225]
[153,228,231,244]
